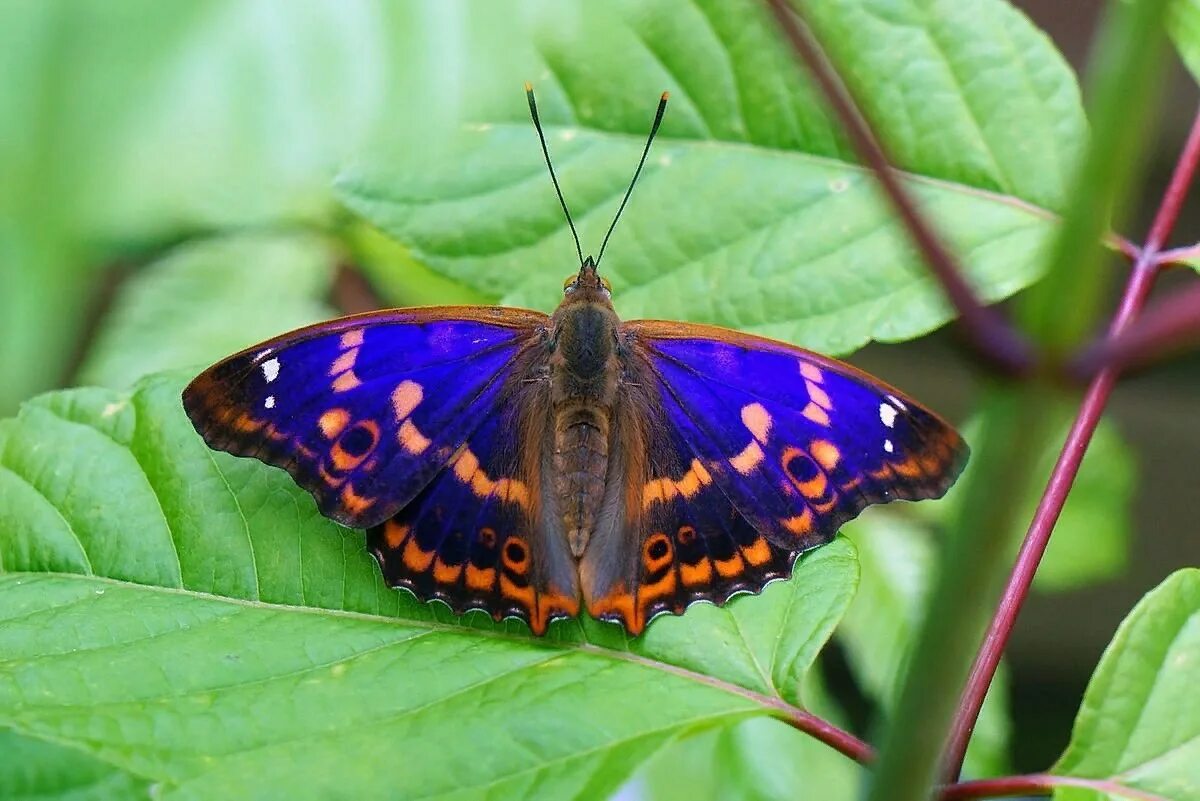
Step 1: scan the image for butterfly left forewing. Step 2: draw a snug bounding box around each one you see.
[183,307,549,529]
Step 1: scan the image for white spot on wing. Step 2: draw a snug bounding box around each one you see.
[879,402,898,428]
[887,394,907,411]
[884,439,894,453]
[262,358,280,383]
[264,396,276,409]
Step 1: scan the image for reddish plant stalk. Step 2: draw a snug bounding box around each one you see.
[942,107,1200,780]
[1155,243,1200,265]
[1073,278,1200,374]
[940,773,1169,801]
[763,0,1034,376]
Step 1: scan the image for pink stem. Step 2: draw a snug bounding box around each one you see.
[1155,243,1200,266]
[940,773,1169,801]
[763,0,1034,375]
[942,107,1200,779]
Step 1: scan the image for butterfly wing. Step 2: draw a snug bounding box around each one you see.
[367,394,580,635]
[580,320,968,633]
[183,307,550,530]
[185,305,580,633]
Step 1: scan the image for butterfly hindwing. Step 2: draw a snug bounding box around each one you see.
[183,307,549,530]
[367,397,581,634]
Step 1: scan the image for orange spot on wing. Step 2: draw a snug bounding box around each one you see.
[713,552,746,579]
[807,381,833,411]
[398,419,431,454]
[329,348,359,377]
[318,408,350,439]
[232,413,263,433]
[391,380,424,420]
[332,372,362,392]
[729,441,764,475]
[741,536,772,566]
[384,521,410,550]
[465,564,496,592]
[799,362,824,383]
[810,439,841,471]
[587,585,641,635]
[433,558,463,584]
[340,329,365,348]
[451,447,531,509]
[679,559,714,587]
[402,537,435,572]
[782,508,814,536]
[741,403,772,443]
[802,403,831,426]
[339,485,375,515]
[641,459,712,509]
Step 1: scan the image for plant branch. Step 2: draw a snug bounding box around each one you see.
[1156,243,1200,266]
[763,0,1035,376]
[940,773,1170,801]
[941,106,1200,780]
[1073,277,1200,374]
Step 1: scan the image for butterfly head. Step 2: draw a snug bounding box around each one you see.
[563,256,612,299]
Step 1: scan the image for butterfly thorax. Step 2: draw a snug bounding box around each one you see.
[548,268,622,558]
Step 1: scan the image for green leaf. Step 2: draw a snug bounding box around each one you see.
[633,716,861,801]
[76,234,338,389]
[337,0,1084,356]
[0,728,149,801]
[0,372,860,798]
[839,513,1011,778]
[1170,0,1200,83]
[1054,569,1200,801]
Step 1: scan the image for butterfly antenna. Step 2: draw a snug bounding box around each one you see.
[596,91,669,267]
[526,83,585,267]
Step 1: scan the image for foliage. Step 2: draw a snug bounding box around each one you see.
[0,1,1197,799]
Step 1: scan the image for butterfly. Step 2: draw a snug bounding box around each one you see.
[183,87,968,636]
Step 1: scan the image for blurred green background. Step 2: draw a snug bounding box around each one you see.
[2,0,1197,778]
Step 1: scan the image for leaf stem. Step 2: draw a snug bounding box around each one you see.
[1156,243,1200,266]
[941,106,1200,781]
[763,0,1035,377]
[580,642,875,766]
[939,773,1170,801]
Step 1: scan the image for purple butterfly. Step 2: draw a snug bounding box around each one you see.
[183,89,967,635]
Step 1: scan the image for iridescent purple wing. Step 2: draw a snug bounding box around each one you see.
[183,307,549,530]
[581,320,968,633]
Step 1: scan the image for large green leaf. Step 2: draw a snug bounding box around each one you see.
[633,716,861,801]
[0,728,149,801]
[1171,0,1200,82]
[77,234,337,389]
[1054,569,1200,801]
[338,0,1084,355]
[0,372,860,798]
